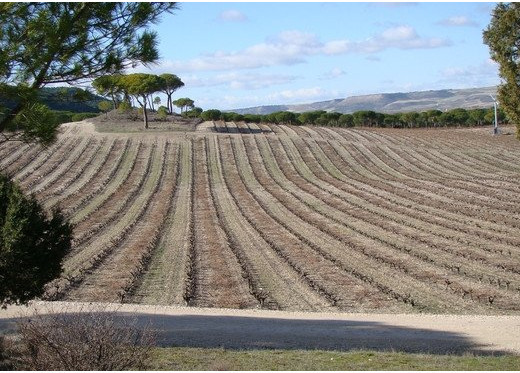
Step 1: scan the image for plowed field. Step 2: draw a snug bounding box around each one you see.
[2,121,520,315]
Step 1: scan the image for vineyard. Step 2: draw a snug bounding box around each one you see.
[1,120,520,315]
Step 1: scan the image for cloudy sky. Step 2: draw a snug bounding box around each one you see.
[134,2,500,110]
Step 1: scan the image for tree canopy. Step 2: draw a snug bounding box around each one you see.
[0,174,72,306]
[159,73,184,114]
[173,97,195,114]
[200,106,503,129]
[92,75,123,110]
[0,2,178,144]
[118,73,163,129]
[483,3,520,137]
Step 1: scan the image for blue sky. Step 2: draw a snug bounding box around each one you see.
[133,2,499,111]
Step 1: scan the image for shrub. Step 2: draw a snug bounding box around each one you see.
[118,101,132,113]
[7,305,155,370]
[0,336,14,370]
[71,112,97,122]
[0,174,72,307]
[183,107,203,118]
[157,105,168,121]
[201,109,222,121]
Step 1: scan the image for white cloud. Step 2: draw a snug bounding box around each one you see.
[438,59,499,87]
[269,87,325,101]
[266,87,342,104]
[438,16,478,27]
[218,10,248,22]
[184,72,297,90]
[158,27,451,73]
[322,40,352,55]
[322,67,346,79]
[360,25,449,53]
[199,87,341,109]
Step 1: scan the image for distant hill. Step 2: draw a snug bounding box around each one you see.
[37,87,103,113]
[231,87,498,115]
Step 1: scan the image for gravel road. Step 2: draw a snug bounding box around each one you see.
[1,301,519,355]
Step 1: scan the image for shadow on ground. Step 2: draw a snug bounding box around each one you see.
[0,312,510,356]
[212,125,271,134]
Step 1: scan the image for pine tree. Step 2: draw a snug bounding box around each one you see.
[0,174,72,306]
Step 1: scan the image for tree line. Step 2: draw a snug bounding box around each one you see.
[93,73,196,128]
[200,107,507,129]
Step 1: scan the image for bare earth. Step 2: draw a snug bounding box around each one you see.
[1,301,519,355]
[3,122,520,356]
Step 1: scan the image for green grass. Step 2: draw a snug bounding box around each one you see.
[148,347,520,371]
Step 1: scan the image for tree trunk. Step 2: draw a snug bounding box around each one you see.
[111,93,117,110]
[141,96,148,129]
[167,93,172,114]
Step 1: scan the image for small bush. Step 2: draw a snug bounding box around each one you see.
[7,305,155,370]
[157,106,168,121]
[71,112,98,122]
[0,336,14,370]
[118,101,132,113]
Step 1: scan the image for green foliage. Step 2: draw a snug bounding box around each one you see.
[183,107,203,118]
[8,102,59,146]
[201,107,500,129]
[315,112,341,126]
[156,106,168,121]
[51,110,97,124]
[221,112,236,122]
[243,114,262,123]
[98,100,112,116]
[36,87,103,113]
[118,101,132,114]
[173,98,195,114]
[118,73,164,128]
[483,3,520,138]
[119,74,163,99]
[150,347,520,371]
[201,109,222,121]
[0,2,178,143]
[297,111,326,125]
[92,75,123,109]
[70,112,97,122]
[0,174,72,306]
[159,73,184,113]
[338,114,354,127]
[273,111,297,124]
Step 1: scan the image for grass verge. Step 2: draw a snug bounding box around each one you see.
[148,347,520,371]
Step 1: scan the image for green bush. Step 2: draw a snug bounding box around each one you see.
[157,105,168,121]
[201,109,222,121]
[118,101,132,113]
[71,112,97,122]
[0,174,72,306]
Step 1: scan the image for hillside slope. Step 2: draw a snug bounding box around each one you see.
[232,86,497,114]
[2,121,519,315]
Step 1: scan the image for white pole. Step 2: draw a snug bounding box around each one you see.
[490,94,499,135]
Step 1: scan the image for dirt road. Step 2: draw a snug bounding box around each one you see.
[1,301,519,355]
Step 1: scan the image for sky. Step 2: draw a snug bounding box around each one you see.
[132,1,500,111]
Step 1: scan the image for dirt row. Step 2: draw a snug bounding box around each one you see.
[1,122,519,314]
